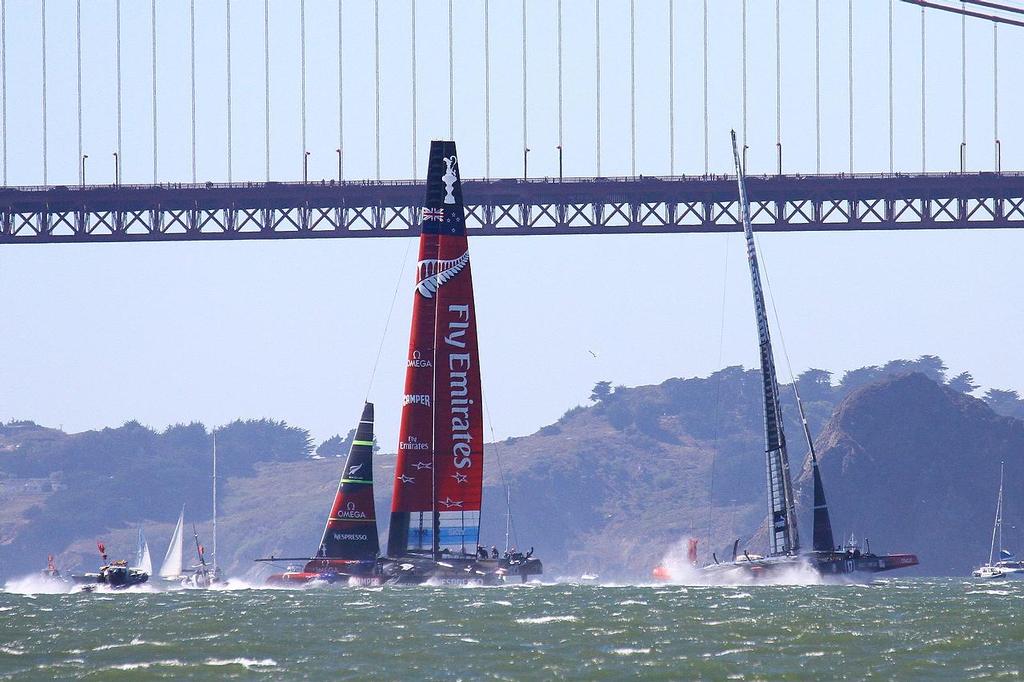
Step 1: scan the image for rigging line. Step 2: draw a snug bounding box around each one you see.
[411,0,417,179]
[485,0,490,178]
[480,386,519,551]
[595,0,601,177]
[364,236,414,402]
[76,0,82,184]
[152,0,158,183]
[630,0,636,177]
[264,0,270,181]
[449,0,454,140]
[41,0,46,186]
[191,0,197,183]
[344,0,348,180]
[814,0,820,174]
[889,0,894,173]
[848,0,854,174]
[300,0,306,174]
[668,0,674,176]
[703,0,709,174]
[706,232,731,557]
[227,0,233,183]
[374,0,380,180]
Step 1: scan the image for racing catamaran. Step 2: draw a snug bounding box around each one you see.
[381,140,541,585]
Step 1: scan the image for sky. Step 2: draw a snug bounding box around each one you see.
[0,0,1022,449]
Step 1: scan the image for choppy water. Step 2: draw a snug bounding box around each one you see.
[0,579,1020,680]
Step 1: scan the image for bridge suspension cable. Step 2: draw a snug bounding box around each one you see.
[556,0,562,178]
[41,0,46,186]
[300,0,306,180]
[899,0,1024,28]
[595,0,601,177]
[76,0,82,184]
[448,0,454,140]
[630,0,636,177]
[411,0,417,179]
[961,3,967,172]
[741,0,746,165]
[375,0,380,180]
[993,22,999,171]
[848,0,854,174]
[522,0,527,178]
[484,0,490,178]
[1,0,5,185]
[226,0,233,183]
[115,0,121,182]
[921,7,927,172]
[338,0,343,182]
[815,0,820,173]
[152,0,158,183]
[889,0,894,173]
[264,0,270,181]
[191,0,197,182]
[775,0,781,174]
[668,0,674,176]
[702,0,708,174]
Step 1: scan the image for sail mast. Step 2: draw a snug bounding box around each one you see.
[989,462,1004,566]
[212,432,217,573]
[730,130,800,556]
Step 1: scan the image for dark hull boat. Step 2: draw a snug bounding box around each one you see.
[659,133,917,582]
[259,402,383,587]
[71,543,149,590]
[381,140,542,586]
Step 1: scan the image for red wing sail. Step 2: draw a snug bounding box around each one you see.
[308,402,379,569]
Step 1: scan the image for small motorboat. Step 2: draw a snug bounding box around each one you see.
[71,542,149,590]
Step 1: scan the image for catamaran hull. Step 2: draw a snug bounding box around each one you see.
[695,552,918,581]
[380,555,543,586]
[810,552,919,574]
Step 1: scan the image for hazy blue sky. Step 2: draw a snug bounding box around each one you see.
[0,0,1021,449]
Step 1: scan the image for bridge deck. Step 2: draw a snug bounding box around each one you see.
[1,173,1021,244]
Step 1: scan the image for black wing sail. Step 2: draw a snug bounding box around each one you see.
[730,131,800,557]
[316,402,380,561]
[810,451,835,552]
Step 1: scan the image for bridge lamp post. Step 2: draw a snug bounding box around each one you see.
[112,152,119,187]
[556,145,563,181]
[303,151,311,184]
[335,148,343,183]
[81,155,88,187]
[523,147,530,180]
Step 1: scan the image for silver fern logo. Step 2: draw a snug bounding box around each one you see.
[416,252,470,298]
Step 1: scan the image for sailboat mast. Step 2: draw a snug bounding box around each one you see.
[212,432,217,573]
[730,130,800,556]
[989,462,1004,566]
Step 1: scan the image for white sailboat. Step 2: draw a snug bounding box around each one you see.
[158,506,186,580]
[973,463,1023,579]
[134,527,153,576]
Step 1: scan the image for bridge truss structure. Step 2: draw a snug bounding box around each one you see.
[0,173,1021,245]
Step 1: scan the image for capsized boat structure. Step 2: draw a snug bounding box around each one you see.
[973,462,1023,579]
[258,402,383,586]
[657,132,917,581]
[381,140,542,585]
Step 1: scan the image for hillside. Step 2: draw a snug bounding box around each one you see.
[0,357,1021,580]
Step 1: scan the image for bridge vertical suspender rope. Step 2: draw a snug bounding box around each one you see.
[77,0,82,184]
[557,0,562,178]
[191,0,197,183]
[889,0,894,173]
[374,0,380,180]
[41,0,46,187]
[300,0,306,179]
[741,0,746,166]
[116,0,121,180]
[523,0,528,178]
[775,0,781,174]
[226,0,233,183]
[485,0,490,178]
[961,2,967,172]
[921,7,926,172]
[264,0,270,181]
[848,0,854,174]
[814,0,820,174]
[1,0,5,185]
[703,0,708,174]
[630,0,636,178]
[595,0,601,177]
[993,22,999,171]
[344,0,348,180]
[411,0,417,180]
[152,0,158,183]
[448,0,454,140]
[669,0,674,176]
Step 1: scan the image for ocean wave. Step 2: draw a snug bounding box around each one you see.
[516,615,578,624]
[204,657,277,670]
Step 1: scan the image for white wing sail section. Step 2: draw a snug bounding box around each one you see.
[159,507,186,578]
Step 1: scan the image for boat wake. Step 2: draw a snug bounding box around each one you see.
[654,539,828,586]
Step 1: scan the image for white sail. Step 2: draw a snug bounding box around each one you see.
[135,527,153,575]
[159,507,186,578]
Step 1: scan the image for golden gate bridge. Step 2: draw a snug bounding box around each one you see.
[0,0,1022,244]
